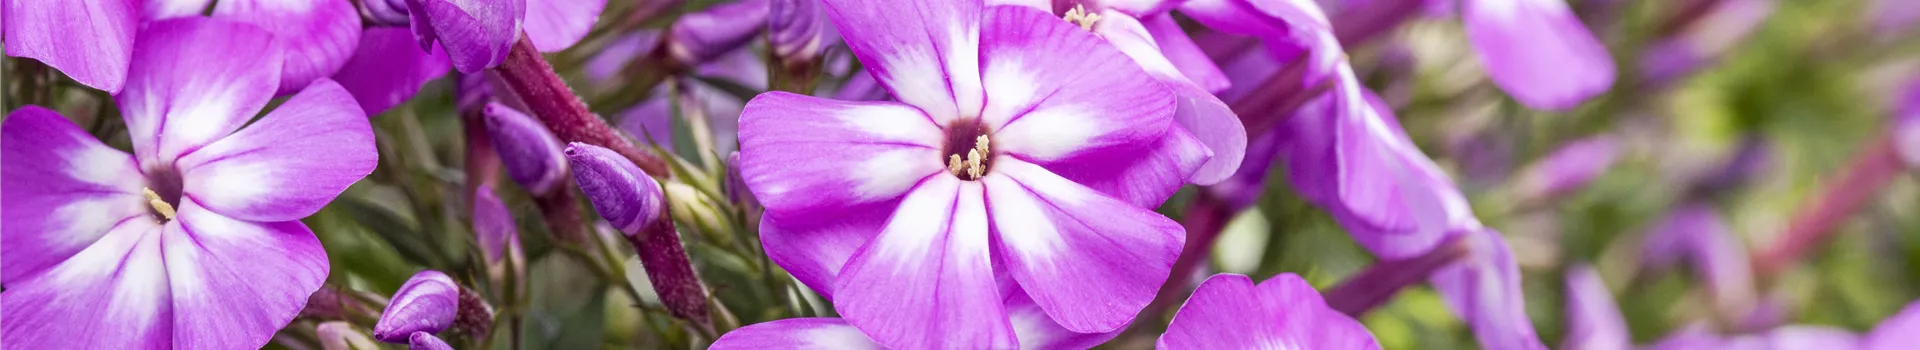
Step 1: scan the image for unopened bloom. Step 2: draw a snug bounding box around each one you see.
[669,0,772,65]
[566,143,711,325]
[1,19,374,348]
[402,0,605,73]
[485,103,570,195]
[741,1,1199,347]
[1159,273,1382,349]
[374,271,462,342]
[1562,265,1629,350]
[1513,136,1621,202]
[409,332,455,350]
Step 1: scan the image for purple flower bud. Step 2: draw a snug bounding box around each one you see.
[407,0,525,73]
[408,332,454,350]
[565,142,665,234]
[373,270,460,343]
[768,0,827,61]
[1514,136,1620,202]
[364,0,413,26]
[484,103,569,195]
[668,0,770,65]
[316,321,379,350]
[1894,78,1920,169]
[472,185,521,267]
[1562,265,1628,350]
[1639,0,1773,87]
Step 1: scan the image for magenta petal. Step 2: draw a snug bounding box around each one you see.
[737,93,945,219]
[4,0,137,92]
[485,103,569,194]
[1,106,148,283]
[757,202,891,300]
[834,177,1017,349]
[1431,229,1547,350]
[1088,12,1244,186]
[213,0,365,95]
[1159,274,1380,349]
[1004,291,1126,350]
[1562,265,1629,350]
[984,160,1184,333]
[1144,15,1231,94]
[408,0,526,73]
[524,0,604,51]
[145,0,215,20]
[980,7,1176,165]
[1281,79,1464,259]
[0,219,173,348]
[332,28,455,116]
[711,318,883,349]
[820,0,983,123]
[1048,126,1208,208]
[163,201,329,349]
[1866,302,1920,350]
[175,80,377,223]
[118,18,285,169]
[1462,0,1616,111]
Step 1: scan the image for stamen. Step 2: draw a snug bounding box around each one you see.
[1063,4,1102,31]
[949,154,965,174]
[948,134,994,180]
[144,187,176,220]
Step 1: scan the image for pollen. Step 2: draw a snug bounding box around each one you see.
[1063,4,1102,31]
[144,187,176,220]
[950,135,993,180]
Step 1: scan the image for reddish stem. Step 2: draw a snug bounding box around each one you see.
[1325,236,1469,317]
[626,205,714,330]
[1229,58,1330,139]
[1753,134,1903,278]
[1142,192,1239,319]
[495,34,671,179]
[532,179,591,247]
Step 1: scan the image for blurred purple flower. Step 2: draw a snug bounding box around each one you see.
[1894,78,1920,169]
[332,28,454,116]
[1158,274,1383,349]
[1431,229,1547,350]
[1460,0,1616,110]
[1640,0,1773,88]
[740,2,1197,347]
[1873,0,1920,36]
[373,271,461,342]
[669,0,771,65]
[1864,302,1920,350]
[1514,135,1621,202]
[484,103,570,195]
[1645,325,1859,350]
[0,19,374,349]
[1639,202,1759,316]
[523,0,605,51]
[710,293,1118,349]
[3,0,138,92]
[1562,264,1630,350]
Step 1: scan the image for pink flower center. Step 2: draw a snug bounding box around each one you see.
[144,167,185,221]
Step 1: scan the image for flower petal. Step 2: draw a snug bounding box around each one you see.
[1144,15,1231,94]
[1253,274,1381,349]
[984,159,1184,333]
[524,0,604,51]
[1461,0,1616,110]
[980,7,1174,165]
[331,27,454,116]
[1562,264,1629,350]
[4,0,138,92]
[408,0,526,73]
[833,177,1017,349]
[1431,229,1547,350]
[119,18,285,169]
[1006,287,1127,349]
[1159,274,1270,349]
[820,0,983,124]
[1,106,148,283]
[737,92,945,219]
[0,219,173,348]
[145,0,215,20]
[373,270,461,342]
[1866,302,1920,350]
[711,318,884,350]
[1279,77,1464,259]
[163,200,328,349]
[1090,12,1245,186]
[176,80,377,222]
[213,0,364,95]
[1045,126,1207,208]
[757,201,892,300]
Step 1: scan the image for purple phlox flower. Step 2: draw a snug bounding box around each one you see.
[373,270,462,342]
[0,18,375,349]
[337,0,599,113]
[409,332,455,350]
[710,292,1119,349]
[484,102,570,194]
[316,321,380,350]
[740,1,1199,347]
[669,0,772,65]
[1513,135,1621,203]
[1894,77,1920,169]
[331,27,454,116]
[1637,202,1760,318]
[770,0,833,62]
[4,0,139,92]
[406,0,525,72]
[1430,229,1546,350]
[1158,273,1382,349]
[365,0,414,25]
[1640,0,1773,88]
[211,0,365,95]
[1645,325,1859,350]
[1563,264,1630,350]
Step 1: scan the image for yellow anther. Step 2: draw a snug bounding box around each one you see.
[949,134,994,180]
[144,188,176,220]
[1063,5,1102,31]
[949,154,965,174]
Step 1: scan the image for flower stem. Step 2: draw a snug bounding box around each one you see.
[1142,192,1239,319]
[494,33,672,179]
[623,204,715,335]
[1229,58,1331,139]
[1753,133,1903,278]
[1325,236,1470,317]
[532,180,591,247]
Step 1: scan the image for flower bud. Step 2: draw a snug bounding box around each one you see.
[667,0,770,65]
[373,270,460,342]
[473,185,525,274]
[484,102,569,195]
[408,332,454,350]
[565,142,665,234]
[768,0,827,62]
[316,321,379,350]
[363,0,412,27]
[1513,136,1620,203]
[453,287,496,337]
[406,0,523,73]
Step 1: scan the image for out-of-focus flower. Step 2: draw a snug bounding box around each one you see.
[1158,273,1382,349]
[316,321,380,350]
[522,0,605,51]
[1872,0,1920,37]
[1562,265,1630,350]
[1458,0,1616,110]
[710,294,1117,349]
[741,2,1196,347]
[332,28,454,116]
[485,102,570,195]
[1645,325,1859,350]
[212,0,364,94]
[566,143,712,326]
[1640,0,1774,88]
[408,332,455,350]
[373,271,461,342]
[472,185,527,290]
[0,19,373,349]
[1864,302,1920,350]
[1893,78,1920,169]
[1513,136,1621,203]
[669,0,771,65]
[3,0,138,92]
[1431,229,1547,350]
[1639,202,1759,317]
